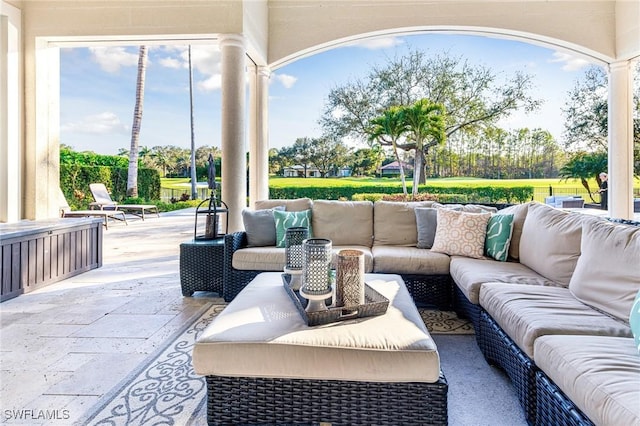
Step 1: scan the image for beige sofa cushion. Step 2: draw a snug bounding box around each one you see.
[450,256,556,304]
[534,335,640,426]
[479,283,632,358]
[374,201,437,246]
[312,200,373,247]
[255,198,312,212]
[233,247,285,271]
[233,246,374,272]
[496,202,530,260]
[193,272,441,383]
[569,219,640,323]
[372,245,450,275]
[519,203,595,286]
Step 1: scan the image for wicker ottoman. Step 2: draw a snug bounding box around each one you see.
[193,272,447,425]
[179,238,224,296]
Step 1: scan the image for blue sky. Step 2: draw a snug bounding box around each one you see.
[60,33,597,155]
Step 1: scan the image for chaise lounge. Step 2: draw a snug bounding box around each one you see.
[89,183,159,220]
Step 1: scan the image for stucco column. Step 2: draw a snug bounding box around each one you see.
[248,65,270,206]
[607,60,634,219]
[220,34,246,232]
[0,3,22,223]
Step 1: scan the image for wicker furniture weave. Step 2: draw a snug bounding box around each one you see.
[453,286,482,339]
[223,231,454,308]
[179,238,224,297]
[205,374,448,425]
[478,310,537,425]
[535,370,594,426]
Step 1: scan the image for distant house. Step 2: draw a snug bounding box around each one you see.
[377,161,413,177]
[283,165,321,178]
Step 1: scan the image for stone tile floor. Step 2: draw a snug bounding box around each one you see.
[0,208,221,425]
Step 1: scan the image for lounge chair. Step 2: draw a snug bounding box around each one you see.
[89,183,159,220]
[59,188,127,229]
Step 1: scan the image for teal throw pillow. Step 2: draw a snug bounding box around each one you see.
[631,289,640,354]
[484,214,514,262]
[274,209,312,248]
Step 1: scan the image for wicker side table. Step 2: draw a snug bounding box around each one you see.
[179,238,224,296]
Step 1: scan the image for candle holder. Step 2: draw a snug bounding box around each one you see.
[300,238,332,312]
[283,227,308,291]
[335,249,365,312]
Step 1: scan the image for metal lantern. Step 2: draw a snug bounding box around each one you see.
[299,238,332,312]
[194,153,228,240]
[285,227,308,270]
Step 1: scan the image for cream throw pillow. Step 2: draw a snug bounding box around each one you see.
[431,209,492,258]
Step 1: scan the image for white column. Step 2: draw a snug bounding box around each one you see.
[249,65,270,206]
[608,60,634,219]
[0,2,22,223]
[220,34,247,232]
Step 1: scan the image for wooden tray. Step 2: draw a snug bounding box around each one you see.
[282,273,389,326]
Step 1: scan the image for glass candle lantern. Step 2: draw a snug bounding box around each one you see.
[335,249,365,309]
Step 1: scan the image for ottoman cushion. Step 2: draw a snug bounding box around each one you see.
[193,272,440,383]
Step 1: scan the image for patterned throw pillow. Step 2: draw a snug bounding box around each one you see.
[484,214,515,262]
[274,209,312,248]
[631,290,640,354]
[431,209,491,258]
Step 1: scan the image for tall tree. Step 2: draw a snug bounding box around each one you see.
[127,46,148,198]
[188,45,198,200]
[320,49,540,146]
[310,137,349,177]
[559,151,608,203]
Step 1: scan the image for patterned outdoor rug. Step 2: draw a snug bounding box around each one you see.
[81,305,472,426]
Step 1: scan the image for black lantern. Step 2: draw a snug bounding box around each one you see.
[194,153,228,240]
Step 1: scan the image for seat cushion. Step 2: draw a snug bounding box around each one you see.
[569,219,640,323]
[312,200,373,247]
[450,256,556,304]
[372,245,450,275]
[479,283,632,358]
[535,335,640,426]
[519,202,597,286]
[233,246,374,273]
[193,272,441,383]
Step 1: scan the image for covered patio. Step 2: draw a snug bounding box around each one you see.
[1,0,639,227]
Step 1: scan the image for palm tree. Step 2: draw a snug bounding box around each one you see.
[127,45,148,198]
[402,99,446,197]
[367,106,409,196]
[559,151,607,203]
[188,45,197,200]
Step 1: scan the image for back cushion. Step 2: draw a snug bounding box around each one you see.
[255,198,312,212]
[569,219,640,323]
[374,201,437,246]
[519,202,594,286]
[312,200,374,247]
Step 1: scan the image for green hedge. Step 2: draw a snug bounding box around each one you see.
[60,164,161,209]
[270,185,533,203]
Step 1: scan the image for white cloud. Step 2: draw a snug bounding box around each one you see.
[159,57,183,69]
[89,46,140,73]
[549,51,590,72]
[350,36,404,50]
[274,73,297,89]
[198,74,222,92]
[61,112,128,134]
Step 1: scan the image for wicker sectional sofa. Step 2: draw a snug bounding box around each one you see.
[222,198,640,425]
